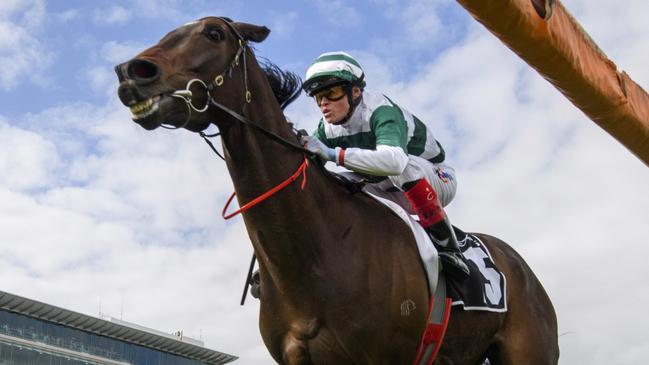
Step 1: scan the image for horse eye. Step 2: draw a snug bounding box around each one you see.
[203,26,224,42]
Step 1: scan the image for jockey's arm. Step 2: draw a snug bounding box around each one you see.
[305,112,410,176]
[338,145,408,176]
[339,114,410,176]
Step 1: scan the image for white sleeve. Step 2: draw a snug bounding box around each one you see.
[336,145,409,176]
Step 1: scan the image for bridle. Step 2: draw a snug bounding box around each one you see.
[165,26,248,130]
[163,18,314,158]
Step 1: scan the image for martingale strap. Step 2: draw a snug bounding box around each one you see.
[221,157,310,219]
[412,275,452,365]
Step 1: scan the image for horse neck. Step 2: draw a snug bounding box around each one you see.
[218,62,346,283]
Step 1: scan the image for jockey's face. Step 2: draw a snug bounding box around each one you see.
[318,86,361,124]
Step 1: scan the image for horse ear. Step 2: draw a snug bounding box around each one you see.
[233,22,270,43]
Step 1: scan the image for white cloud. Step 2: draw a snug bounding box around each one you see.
[0,99,254,357]
[129,0,192,22]
[84,66,115,95]
[270,11,299,37]
[18,0,45,29]
[314,0,363,25]
[0,0,53,90]
[0,183,260,357]
[360,0,471,83]
[101,40,148,64]
[0,119,60,191]
[20,101,234,232]
[0,0,41,20]
[55,9,81,23]
[93,6,133,25]
[380,0,452,46]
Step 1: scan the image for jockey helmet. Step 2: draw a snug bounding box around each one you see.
[303,51,366,96]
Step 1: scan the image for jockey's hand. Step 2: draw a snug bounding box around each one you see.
[300,135,335,162]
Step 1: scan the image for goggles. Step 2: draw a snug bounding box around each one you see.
[313,85,347,105]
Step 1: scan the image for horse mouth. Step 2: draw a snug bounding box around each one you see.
[118,82,201,130]
[127,94,184,130]
[129,95,161,120]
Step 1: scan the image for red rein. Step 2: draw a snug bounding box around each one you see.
[222,157,309,219]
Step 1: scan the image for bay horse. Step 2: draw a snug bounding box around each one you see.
[115,17,559,365]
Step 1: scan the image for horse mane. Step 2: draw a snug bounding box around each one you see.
[259,58,302,110]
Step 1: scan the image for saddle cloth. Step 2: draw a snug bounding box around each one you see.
[362,185,507,313]
[448,228,507,312]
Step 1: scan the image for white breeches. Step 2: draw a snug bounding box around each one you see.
[356,155,457,215]
[388,155,457,207]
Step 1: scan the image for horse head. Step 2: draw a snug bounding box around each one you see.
[115,17,269,132]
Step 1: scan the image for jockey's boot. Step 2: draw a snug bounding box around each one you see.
[428,215,470,280]
[403,179,470,280]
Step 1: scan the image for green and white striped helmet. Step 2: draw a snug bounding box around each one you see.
[303,51,366,96]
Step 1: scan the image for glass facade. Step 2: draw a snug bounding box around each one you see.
[0,343,108,365]
[0,310,209,365]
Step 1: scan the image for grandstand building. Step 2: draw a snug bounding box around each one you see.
[0,290,236,364]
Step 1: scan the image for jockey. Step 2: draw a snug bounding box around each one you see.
[301,51,469,278]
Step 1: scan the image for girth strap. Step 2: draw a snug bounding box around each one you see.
[412,274,452,365]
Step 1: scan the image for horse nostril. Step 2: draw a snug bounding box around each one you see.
[127,59,160,83]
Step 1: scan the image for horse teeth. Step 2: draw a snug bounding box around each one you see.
[129,97,159,119]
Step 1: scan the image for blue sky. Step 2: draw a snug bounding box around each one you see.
[2,0,470,119]
[2,1,649,364]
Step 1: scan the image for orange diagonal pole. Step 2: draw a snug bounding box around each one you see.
[456,0,649,167]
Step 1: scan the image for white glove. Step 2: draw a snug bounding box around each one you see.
[300,135,336,162]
